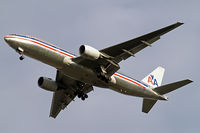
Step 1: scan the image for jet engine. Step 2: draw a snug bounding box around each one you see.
[79,45,101,60]
[38,77,58,92]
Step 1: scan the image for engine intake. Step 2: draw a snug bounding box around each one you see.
[79,45,101,60]
[38,77,58,92]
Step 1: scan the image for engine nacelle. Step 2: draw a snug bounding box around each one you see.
[38,77,58,92]
[79,45,101,60]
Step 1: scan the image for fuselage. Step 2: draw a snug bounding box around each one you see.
[4,34,164,100]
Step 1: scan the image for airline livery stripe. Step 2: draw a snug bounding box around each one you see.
[114,73,147,89]
[17,34,76,57]
[5,36,74,58]
[116,72,148,87]
[5,35,148,89]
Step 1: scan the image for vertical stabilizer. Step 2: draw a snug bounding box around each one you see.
[142,66,165,88]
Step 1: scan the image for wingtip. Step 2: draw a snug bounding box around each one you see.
[186,79,193,83]
[49,114,56,119]
[176,22,184,26]
[142,111,148,114]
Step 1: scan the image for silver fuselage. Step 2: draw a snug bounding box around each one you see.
[4,34,164,100]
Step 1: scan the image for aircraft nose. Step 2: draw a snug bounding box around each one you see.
[4,35,13,44]
[4,35,15,47]
[4,36,9,43]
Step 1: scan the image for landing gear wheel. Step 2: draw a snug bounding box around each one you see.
[19,55,24,60]
[81,97,85,101]
[75,89,88,100]
[84,94,88,99]
[78,93,82,98]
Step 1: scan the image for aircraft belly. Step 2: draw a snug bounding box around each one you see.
[23,44,65,69]
[61,62,109,88]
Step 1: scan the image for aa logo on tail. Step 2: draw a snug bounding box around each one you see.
[148,75,158,87]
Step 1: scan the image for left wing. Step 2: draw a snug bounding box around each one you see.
[50,89,76,118]
[50,70,93,118]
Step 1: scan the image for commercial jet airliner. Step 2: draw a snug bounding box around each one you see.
[4,22,192,118]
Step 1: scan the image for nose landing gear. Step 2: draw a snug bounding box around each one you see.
[16,47,24,60]
[19,55,24,60]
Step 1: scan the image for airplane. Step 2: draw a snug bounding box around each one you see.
[4,22,192,118]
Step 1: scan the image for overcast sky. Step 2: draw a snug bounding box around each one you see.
[0,0,199,133]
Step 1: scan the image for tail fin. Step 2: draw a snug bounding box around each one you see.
[142,66,165,88]
[142,79,193,113]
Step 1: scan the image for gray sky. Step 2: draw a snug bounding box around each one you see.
[0,0,199,133]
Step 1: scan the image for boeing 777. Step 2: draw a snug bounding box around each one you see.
[4,22,192,118]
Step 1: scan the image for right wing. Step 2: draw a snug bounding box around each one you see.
[73,22,183,77]
[100,22,183,63]
[50,70,93,118]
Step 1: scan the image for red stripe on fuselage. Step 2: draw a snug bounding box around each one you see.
[5,36,74,58]
[114,73,146,89]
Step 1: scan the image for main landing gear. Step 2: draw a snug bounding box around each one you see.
[74,91,88,101]
[75,82,88,101]
[16,47,24,60]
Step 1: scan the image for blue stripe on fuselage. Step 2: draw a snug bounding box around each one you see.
[11,34,76,57]
[116,72,149,87]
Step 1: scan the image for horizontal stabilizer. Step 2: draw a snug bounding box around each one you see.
[142,79,192,113]
[142,99,157,113]
[153,79,193,95]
